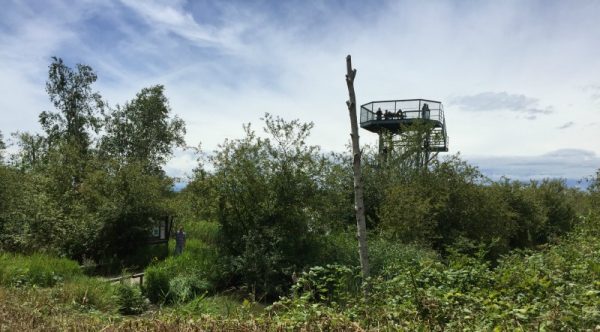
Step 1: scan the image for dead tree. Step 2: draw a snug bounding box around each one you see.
[345,55,370,281]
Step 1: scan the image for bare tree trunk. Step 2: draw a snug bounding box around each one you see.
[345,55,370,281]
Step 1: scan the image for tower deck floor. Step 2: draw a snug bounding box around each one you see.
[360,118,443,133]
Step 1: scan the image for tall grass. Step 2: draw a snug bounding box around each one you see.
[145,220,221,304]
[179,220,220,246]
[0,253,82,287]
[57,276,118,312]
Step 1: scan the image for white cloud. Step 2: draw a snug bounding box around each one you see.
[557,121,575,130]
[450,92,553,119]
[1,0,600,182]
[467,149,600,182]
[583,85,600,102]
[118,0,244,50]
[163,147,199,180]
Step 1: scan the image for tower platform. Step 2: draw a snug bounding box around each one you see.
[360,99,448,152]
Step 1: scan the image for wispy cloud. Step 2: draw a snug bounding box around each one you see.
[557,121,575,130]
[582,84,600,102]
[450,92,553,119]
[1,0,600,182]
[467,149,600,182]
[118,0,246,50]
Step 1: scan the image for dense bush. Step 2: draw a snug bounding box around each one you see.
[374,154,578,258]
[289,265,361,306]
[209,115,330,298]
[270,213,600,330]
[144,265,171,304]
[82,160,174,261]
[116,283,148,315]
[144,258,215,305]
[0,58,183,266]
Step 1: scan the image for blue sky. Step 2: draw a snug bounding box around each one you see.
[1,0,599,184]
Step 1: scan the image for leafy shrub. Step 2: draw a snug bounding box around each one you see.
[271,213,600,330]
[115,283,148,315]
[290,265,361,306]
[144,252,216,305]
[312,232,358,267]
[369,238,438,277]
[144,265,171,304]
[532,179,577,241]
[169,275,212,304]
[211,115,326,298]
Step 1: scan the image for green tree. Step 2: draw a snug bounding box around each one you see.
[176,152,218,222]
[10,132,47,171]
[530,179,576,241]
[38,57,104,191]
[313,152,354,233]
[101,85,185,172]
[589,169,600,210]
[0,166,74,254]
[211,114,325,298]
[376,155,517,256]
[490,179,546,248]
[80,159,174,260]
[0,130,5,163]
[40,57,104,150]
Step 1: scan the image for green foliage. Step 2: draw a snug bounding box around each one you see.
[0,130,5,163]
[58,276,117,312]
[10,132,48,171]
[531,179,577,240]
[144,262,214,305]
[2,55,599,330]
[0,215,599,329]
[101,84,185,172]
[144,265,171,304]
[378,181,439,242]
[211,114,327,298]
[374,153,578,258]
[174,160,219,223]
[40,57,104,150]
[312,152,354,232]
[312,231,358,267]
[177,294,257,317]
[271,214,600,330]
[369,237,439,276]
[144,233,218,305]
[0,166,73,253]
[0,58,183,264]
[289,265,362,307]
[83,160,174,260]
[115,283,148,315]
[181,220,220,247]
[0,253,82,287]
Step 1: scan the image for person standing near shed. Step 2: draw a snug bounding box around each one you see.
[174,227,186,255]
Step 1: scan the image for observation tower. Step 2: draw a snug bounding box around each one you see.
[360,99,448,166]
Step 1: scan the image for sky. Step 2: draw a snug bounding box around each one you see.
[1,0,599,185]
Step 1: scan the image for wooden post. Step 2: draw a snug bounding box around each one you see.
[345,55,370,281]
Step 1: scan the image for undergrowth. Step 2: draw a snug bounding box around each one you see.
[1,216,598,330]
[0,253,82,287]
